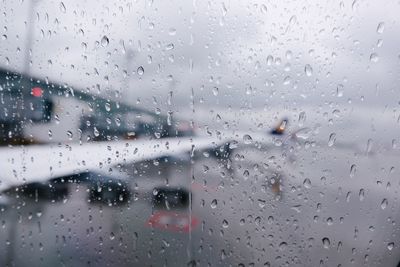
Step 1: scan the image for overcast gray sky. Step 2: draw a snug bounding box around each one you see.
[1,0,400,128]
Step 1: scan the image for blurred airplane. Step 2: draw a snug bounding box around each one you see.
[0,67,179,145]
[0,136,231,193]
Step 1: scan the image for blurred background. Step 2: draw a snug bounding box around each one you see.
[1,0,400,266]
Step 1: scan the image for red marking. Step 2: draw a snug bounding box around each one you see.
[146,211,199,233]
[31,87,43,97]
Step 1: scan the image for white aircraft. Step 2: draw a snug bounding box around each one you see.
[1,105,398,197]
[0,136,234,193]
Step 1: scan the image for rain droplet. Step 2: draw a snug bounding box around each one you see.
[381,198,388,210]
[245,85,253,95]
[359,189,365,201]
[350,164,357,178]
[303,178,311,189]
[152,188,159,196]
[260,4,268,14]
[101,35,109,47]
[66,131,73,139]
[167,111,173,126]
[168,28,176,36]
[243,134,253,145]
[212,87,219,96]
[165,43,174,50]
[283,76,291,85]
[243,170,250,180]
[346,191,352,202]
[322,237,330,249]
[137,66,144,75]
[222,219,229,228]
[328,133,336,147]
[304,64,313,76]
[376,22,385,34]
[258,199,266,208]
[105,102,111,112]
[211,199,218,209]
[266,55,273,65]
[298,111,306,125]
[109,232,115,240]
[387,242,394,251]
[279,242,287,251]
[352,0,359,11]
[291,205,301,213]
[366,139,373,154]
[370,53,379,63]
[336,84,344,97]
[93,127,99,137]
[59,2,66,13]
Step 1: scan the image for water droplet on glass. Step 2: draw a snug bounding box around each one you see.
[243,170,250,180]
[152,188,159,196]
[304,64,313,76]
[283,76,291,85]
[328,133,336,147]
[211,199,218,209]
[222,219,229,228]
[350,164,357,178]
[105,102,111,112]
[165,43,174,50]
[137,66,144,75]
[303,178,311,189]
[381,198,388,210]
[366,139,373,154]
[167,111,173,126]
[109,232,115,240]
[260,4,268,14]
[370,53,379,63]
[168,28,176,36]
[66,131,73,139]
[387,242,394,251]
[243,134,253,145]
[59,2,66,13]
[279,242,287,251]
[212,87,219,96]
[291,205,301,213]
[266,55,273,65]
[298,111,306,126]
[359,189,365,201]
[258,199,266,208]
[245,85,253,95]
[376,22,385,34]
[101,35,109,47]
[352,0,359,11]
[93,127,99,137]
[322,237,330,249]
[336,84,344,97]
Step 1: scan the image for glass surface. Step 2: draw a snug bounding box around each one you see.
[1,1,400,266]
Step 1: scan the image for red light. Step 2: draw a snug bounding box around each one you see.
[31,87,43,97]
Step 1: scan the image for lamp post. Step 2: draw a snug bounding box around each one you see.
[22,0,40,77]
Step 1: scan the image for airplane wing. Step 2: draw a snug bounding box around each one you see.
[0,137,229,192]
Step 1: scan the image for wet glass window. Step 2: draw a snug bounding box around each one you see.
[1,1,400,266]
